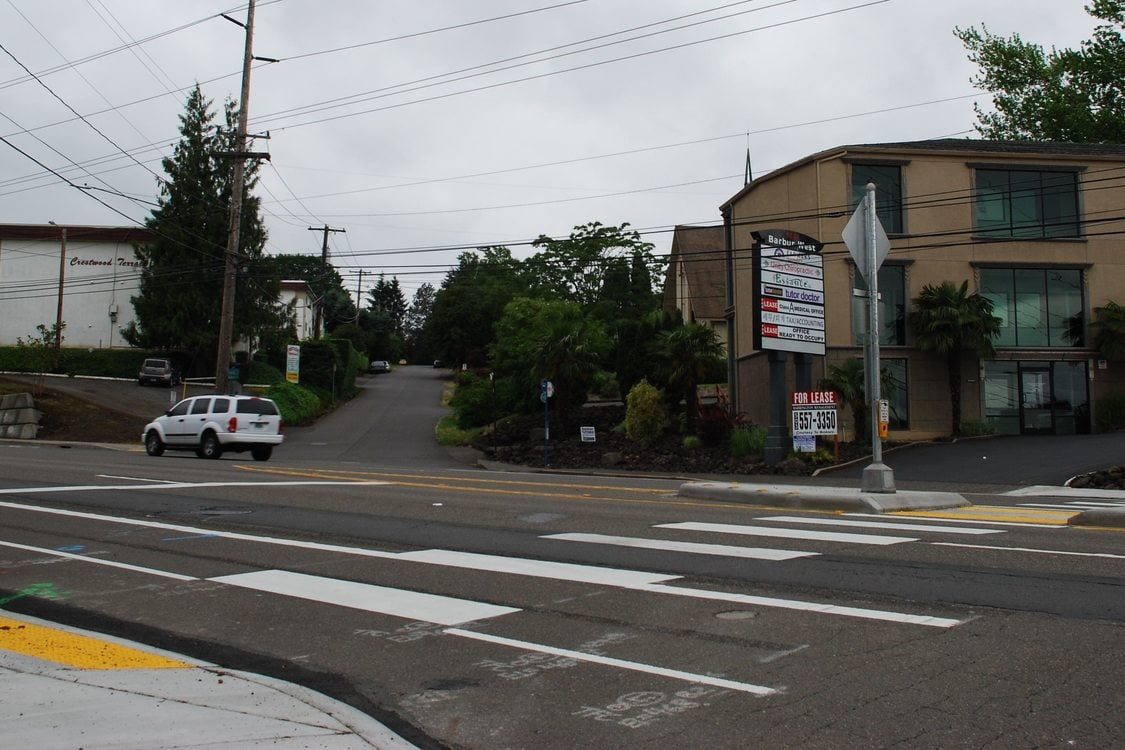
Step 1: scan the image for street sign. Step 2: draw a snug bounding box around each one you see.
[842,199,890,283]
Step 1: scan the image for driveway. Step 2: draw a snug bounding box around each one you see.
[821,432,1125,486]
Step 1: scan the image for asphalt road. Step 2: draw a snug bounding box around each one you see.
[1,366,1123,748]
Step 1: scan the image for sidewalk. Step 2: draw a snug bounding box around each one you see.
[0,611,418,750]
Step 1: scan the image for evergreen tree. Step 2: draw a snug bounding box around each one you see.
[404,282,437,360]
[126,85,286,368]
[367,274,407,336]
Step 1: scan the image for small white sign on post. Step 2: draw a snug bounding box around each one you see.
[792,434,816,453]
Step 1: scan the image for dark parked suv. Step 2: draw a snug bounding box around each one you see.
[138,358,179,387]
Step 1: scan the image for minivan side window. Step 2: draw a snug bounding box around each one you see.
[168,400,191,417]
[190,398,211,415]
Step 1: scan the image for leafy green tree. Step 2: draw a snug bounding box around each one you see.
[956,1,1125,142]
[491,297,609,418]
[655,323,725,432]
[526,222,662,310]
[126,85,286,369]
[909,280,1002,436]
[426,247,532,368]
[1090,300,1125,359]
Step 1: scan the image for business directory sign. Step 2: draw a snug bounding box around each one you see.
[751,229,825,356]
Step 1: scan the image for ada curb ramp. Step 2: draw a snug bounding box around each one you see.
[678,481,969,513]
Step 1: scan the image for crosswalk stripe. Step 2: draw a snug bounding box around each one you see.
[396,549,679,587]
[656,521,916,545]
[635,583,964,628]
[445,628,780,696]
[209,570,520,626]
[543,532,818,561]
[844,512,1064,529]
[751,516,1003,535]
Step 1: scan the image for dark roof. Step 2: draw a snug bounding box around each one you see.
[664,225,726,321]
[0,224,154,243]
[853,138,1125,157]
[721,138,1125,209]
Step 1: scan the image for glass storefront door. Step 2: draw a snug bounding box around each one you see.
[983,361,1089,435]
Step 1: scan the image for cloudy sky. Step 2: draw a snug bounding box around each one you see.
[0,0,1102,302]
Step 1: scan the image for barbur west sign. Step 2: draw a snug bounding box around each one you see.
[751,229,825,356]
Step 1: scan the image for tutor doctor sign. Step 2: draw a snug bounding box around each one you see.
[752,229,825,356]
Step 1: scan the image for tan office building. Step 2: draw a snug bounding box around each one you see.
[712,139,1125,439]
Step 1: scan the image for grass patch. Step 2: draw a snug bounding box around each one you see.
[436,413,487,447]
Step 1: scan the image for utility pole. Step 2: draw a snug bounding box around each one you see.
[308,225,345,338]
[54,225,67,350]
[215,0,265,394]
[354,269,365,322]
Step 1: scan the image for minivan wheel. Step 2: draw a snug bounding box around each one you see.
[144,431,165,457]
[200,432,223,460]
[251,445,272,461]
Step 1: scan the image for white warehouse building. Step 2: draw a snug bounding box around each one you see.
[0,224,316,353]
[0,224,151,349]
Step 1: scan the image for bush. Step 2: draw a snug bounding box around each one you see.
[449,374,497,429]
[682,435,702,450]
[264,381,321,425]
[958,420,996,437]
[590,370,620,400]
[1096,391,1125,432]
[625,379,667,447]
[730,424,766,458]
[245,359,285,386]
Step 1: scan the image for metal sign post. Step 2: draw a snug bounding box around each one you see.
[854,184,895,492]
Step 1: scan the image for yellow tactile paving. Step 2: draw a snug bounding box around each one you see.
[0,616,191,669]
[894,506,1078,526]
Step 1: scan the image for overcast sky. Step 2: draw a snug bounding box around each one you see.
[0,0,1102,302]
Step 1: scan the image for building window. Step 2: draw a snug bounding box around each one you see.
[979,268,1084,347]
[883,358,909,430]
[851,163,903,234]
[974,169,1080,238]
[852,264,906,346]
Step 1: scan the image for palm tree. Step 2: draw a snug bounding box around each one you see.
[1091,301,1125,360]
[655,323,726,432]
[909,280,1001,436]
[820,358,895,444]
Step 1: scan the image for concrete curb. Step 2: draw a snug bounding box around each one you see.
[678,480,970,513]
[1068,507,1125,529]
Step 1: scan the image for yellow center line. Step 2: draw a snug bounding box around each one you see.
[0,616,191,669]
[234,465,799,512]
[238,464,675,494]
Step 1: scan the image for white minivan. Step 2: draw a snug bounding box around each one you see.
[143,395,284,461]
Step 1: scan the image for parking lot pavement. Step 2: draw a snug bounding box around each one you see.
[0,611,417,750]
